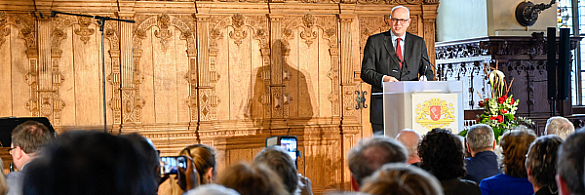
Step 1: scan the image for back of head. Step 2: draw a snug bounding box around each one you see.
[395,129,422,158]
[360,163,443,195]
[11,120,55,154]
[122,133,161,186]
[180,144,217,184]
[545,116,575,140]
[525,135,562,190]
[216,162,289,195]
[22,130,157,195]
[348,136,408,186]
[253,146,298,194]
[185,184,240,195]
[418,128,465,180]
[500,129,536,178]
[466,124,494,152]
[557,128,585,194]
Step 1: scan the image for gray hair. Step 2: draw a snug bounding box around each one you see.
[348,136,408,186]
[545,116,575,140]
[466,124,495,152]
[186,184,240,195]
[391,6,410,18]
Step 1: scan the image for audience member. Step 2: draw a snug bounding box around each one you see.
[545,117,575,140]
[0,157,8,195]
[160,144,211,195]
[254,146,313,195]
[121,133,162,189]
[480,129,536,195]
[395,129,422,166]
[7,121,56,195]
[347,136,408,190]
[360,163,444,195]
[180,144,217,185]
[418,129,480,195]
[526,135,562,195]
[185,184,240,195]
[22,130,158,195]
[463,124,501,183]
[216,162,289,195]
[556,128,585,195]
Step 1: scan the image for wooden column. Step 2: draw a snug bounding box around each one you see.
[122,12,143,125]
[269,14,287,129]
[37,18,54,122]
[339,14,358,125]
[422,4,439,77]
[187,14,199,132]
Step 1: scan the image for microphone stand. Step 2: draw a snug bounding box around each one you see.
[421,55,436,81]
[51,11,135,133]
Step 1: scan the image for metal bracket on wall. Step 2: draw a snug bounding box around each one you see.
[355,90,367,110]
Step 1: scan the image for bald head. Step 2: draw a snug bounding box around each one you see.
[396,129,422,164]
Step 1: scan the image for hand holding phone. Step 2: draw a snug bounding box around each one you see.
[160,156,187,175]
[176,155,198,191]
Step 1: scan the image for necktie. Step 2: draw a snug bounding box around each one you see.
[396,38,403,69]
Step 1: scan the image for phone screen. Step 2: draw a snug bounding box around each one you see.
[160,156,187,175]
[279,137,297,162]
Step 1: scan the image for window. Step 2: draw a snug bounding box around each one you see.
[558,0,584,105]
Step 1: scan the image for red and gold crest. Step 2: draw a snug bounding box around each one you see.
[415,98,456,130]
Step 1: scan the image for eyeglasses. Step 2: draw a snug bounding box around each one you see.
[391,18,410,23]
[8,147,16,155]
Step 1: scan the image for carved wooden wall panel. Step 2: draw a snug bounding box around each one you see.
[0,1,439,192]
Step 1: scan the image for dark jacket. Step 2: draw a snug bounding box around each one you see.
[360,31,434,125]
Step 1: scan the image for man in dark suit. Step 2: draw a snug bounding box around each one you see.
[360,6,434,135]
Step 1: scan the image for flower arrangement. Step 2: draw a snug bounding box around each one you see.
[459,63,533,142]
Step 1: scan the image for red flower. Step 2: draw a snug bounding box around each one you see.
[490,116,496,120]
[510,98,515,104]
[500,109,508,114]
[502,95,508,100]
[476,118,480,122]
[496,115,503,123]
[478,100,485,107]
[498,96,506,104]
[485,98,489,102]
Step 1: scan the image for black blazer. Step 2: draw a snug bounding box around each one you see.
[360,31,434,124]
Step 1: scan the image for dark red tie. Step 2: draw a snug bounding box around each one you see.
[396,38,403,69]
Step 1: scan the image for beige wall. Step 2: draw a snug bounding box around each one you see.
[437,0,557,42]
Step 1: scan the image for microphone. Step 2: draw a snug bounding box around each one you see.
[51,11,57,17]
[421,54,436,81]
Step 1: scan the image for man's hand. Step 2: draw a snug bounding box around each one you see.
[383,75,399,82]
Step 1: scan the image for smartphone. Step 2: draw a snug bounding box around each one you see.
[266,136,298,166]
[160,156,187,175]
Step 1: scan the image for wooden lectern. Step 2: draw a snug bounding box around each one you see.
[381,81,463,138]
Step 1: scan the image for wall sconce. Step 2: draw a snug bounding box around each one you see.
[515,0,556,26]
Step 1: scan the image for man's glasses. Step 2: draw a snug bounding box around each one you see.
[391,18,410,23]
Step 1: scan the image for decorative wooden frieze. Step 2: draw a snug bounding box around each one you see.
[339,15,356,123]
[0,12,10,47]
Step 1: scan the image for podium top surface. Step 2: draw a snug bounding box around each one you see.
[376,81,463,95]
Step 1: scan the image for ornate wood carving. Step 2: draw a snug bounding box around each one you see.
[436,34,581,117]
[0,12,10,47]
[74,16,95,44]
[105,21,122,127]
[340,15,356,123]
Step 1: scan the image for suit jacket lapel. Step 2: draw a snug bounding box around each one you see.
[404,32,415,70]
[383,31,401,69]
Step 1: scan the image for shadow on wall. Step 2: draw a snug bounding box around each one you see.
[244,39,314,128]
